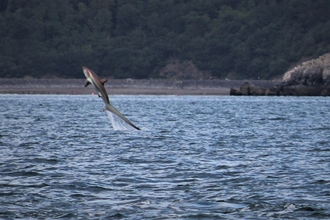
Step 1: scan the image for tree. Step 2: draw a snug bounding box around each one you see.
[1,0,330,79]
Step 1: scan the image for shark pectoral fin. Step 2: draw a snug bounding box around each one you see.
[100,78,108,85]
[105,104,140,130]
[84,80,91,87]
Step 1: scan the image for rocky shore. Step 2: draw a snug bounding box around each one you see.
[230,53,330,96]
[0,79,279,95]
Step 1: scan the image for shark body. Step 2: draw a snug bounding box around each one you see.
[83,66,140,130]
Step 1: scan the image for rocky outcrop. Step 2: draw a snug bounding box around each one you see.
[280,53,330,96]
[231,52,330,96]
[230,82,268,96]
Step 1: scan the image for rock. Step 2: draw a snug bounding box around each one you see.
[230,81,267,96]
[265,85,281,96]
[249,84,266,95]
[320,87,330,96]
[283,66,323,86]
[280,52,330,95]
[280,85,320,96]
[239,82,250,95]
[229,88,242,95]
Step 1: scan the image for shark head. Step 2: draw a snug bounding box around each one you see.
[82,66,109,102]
[83,66,108,86]
[82,66,92,79]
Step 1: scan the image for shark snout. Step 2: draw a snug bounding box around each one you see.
[82,66,91,78]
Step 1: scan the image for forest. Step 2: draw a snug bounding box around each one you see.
[0,0,330,79]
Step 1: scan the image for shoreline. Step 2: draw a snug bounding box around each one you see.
[0,79,281,95]
[0,87,230,95]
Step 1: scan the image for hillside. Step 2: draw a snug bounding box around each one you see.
[0,0,330,79]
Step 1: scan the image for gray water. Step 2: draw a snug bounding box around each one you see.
[1,94,330,219]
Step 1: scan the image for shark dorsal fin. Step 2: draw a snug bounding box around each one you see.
[100,78,108,85]
[84,80,91,87]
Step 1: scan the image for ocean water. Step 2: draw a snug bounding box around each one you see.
[0,94,330,219]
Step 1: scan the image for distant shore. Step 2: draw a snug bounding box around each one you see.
[0,78,281,95]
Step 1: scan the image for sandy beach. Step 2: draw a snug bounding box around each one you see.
[0,87,230,95]
[0,79,280,95]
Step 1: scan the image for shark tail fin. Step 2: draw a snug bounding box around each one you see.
[105,103,140,130]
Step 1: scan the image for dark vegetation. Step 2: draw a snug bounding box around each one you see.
[1,0,330,79]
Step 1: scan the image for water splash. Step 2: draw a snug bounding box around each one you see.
[106,111,137,131]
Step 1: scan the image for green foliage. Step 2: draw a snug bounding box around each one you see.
[0,0,330,79]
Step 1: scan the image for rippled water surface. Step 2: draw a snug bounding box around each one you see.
[1,94,330,219]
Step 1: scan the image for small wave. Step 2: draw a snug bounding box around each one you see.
[28,158,59,164]
[6,171,41,177]
[260,203,321,218]
[260,117,287,121]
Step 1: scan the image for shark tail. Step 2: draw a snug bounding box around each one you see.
[105,103,140,130]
